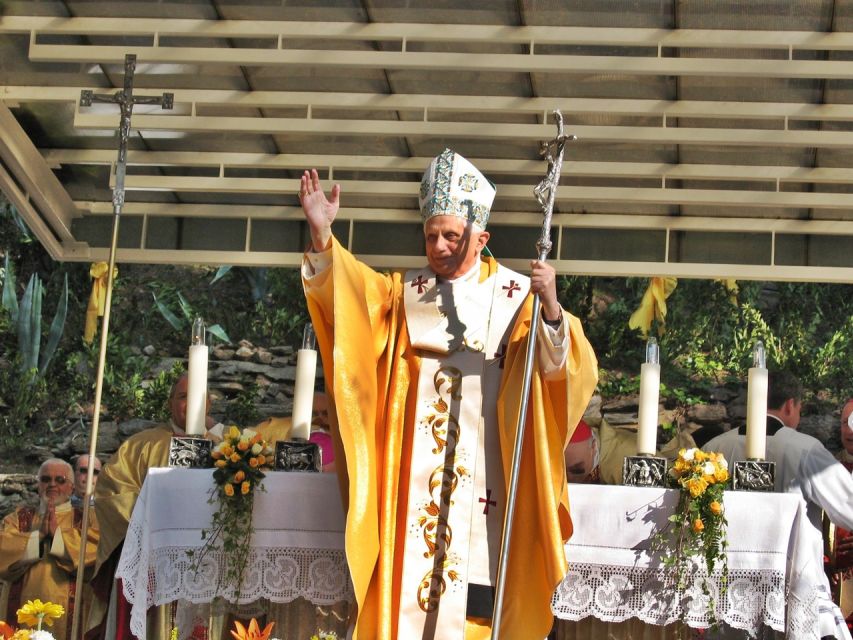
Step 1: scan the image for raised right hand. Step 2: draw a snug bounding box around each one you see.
[299,169,341,252]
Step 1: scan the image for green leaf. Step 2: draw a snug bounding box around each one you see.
[207,323,231,344]
[210,265,233,285]
[39,273,68,376]
[2,254,18,323]
[18,274,42,372]
[176,291,194,322]
[152,291,184,331]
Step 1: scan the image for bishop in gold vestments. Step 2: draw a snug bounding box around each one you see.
[0,459,98,640]
[298,150,598,640]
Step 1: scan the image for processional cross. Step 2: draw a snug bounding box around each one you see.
[70,54,173,640]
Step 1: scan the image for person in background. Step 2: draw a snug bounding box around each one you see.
[0,458,98,640]
[71,454,102,509]
[704,372,853,640]
[830,399,853,630]
[564,420,600,484]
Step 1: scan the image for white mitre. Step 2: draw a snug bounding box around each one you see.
[418,148,496,230]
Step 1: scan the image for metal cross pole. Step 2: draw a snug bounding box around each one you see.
[490,110,576,638]
[70,54,173,640]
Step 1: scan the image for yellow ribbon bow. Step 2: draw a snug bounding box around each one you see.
[628,277,678,338]
[84,262,118,344]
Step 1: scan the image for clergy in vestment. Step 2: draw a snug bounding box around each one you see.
[91,373,215,639]
[298,149,598,640]
[0,458,98,640]
[832,399,853,628]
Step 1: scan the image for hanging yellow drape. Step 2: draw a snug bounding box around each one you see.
[84,262,117,344]
[628,277,677,338]
[718,278,739,305]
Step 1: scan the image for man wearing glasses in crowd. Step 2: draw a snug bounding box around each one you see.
[0,458,99,640]
[71,454,102,508]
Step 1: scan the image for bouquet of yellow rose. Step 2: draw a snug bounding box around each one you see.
[188,427,275,600]
[654,447,730,625]
[0,599,64,640]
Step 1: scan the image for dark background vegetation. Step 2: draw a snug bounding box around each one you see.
[0,195,851,462]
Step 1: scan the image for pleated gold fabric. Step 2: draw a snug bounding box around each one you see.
[304,239,598,639]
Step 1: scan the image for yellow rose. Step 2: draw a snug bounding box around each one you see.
[709,500,723,516]
[241,481,251,495]
[221,444,233,457]
[714,468,729,483]
[215,460,227,468]
[686,477,708,498]
[234,470,246,483]
[223,483,235,497]
[692,518,704,533]
[230,453,241,463]
[228,426,241,440]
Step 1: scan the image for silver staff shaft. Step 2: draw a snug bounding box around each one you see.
[70,55,172,640]
[490,110,575,638]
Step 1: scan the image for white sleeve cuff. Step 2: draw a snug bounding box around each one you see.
[303,248,332,280]
[25,531,40,560]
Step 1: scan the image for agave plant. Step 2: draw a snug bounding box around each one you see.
[1,255,68,378]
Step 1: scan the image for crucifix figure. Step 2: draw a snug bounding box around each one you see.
[70,54,173,640]
[479,489,497,514]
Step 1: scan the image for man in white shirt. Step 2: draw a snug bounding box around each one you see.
[705,371,853,640]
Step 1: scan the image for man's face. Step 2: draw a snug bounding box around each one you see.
[74,455,101,497]
[841,402,853,455]
[312,393,330,431]
[169,376,190,428]
[564,439,597,483]
[424,216,489,280]
[38,462,73,504]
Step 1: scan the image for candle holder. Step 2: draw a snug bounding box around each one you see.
[169,436,212,468]
[732,458,776,491]
[275,439,321,472]
[622,454,668,487]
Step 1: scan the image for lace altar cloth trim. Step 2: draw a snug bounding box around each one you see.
[551,563,820,640]
[118,516,354,640]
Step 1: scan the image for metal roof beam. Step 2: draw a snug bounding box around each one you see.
[30,44,853,79]
[5,17,853,51]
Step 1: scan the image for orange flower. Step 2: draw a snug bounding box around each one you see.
[256,454,266,466]
[692,518,704,533]
[234,470,246,483]
[237,441,250,451]
[710,500,723,516]
[241,481,251,495]
[230,618,275,640]
[251,434,263,445]
[215,460,227,468]
[211,450,223,460]
[249,457,259,468]
[230,453,241,463]
[224,483,235,497]
[0,621,14,639]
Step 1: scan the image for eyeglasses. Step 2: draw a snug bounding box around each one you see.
[39,475,68,485]
[78,467,100,475]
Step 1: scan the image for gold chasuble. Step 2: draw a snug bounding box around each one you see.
[303,239,598,640]
[0,502,99,640]
[94,423,176,571]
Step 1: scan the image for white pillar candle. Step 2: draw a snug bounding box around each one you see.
[637,362,661,455]
[291,324,318,441]
[186,343,208,436]
[746,367,769,459]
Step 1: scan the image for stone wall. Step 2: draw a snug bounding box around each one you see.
[1,351,845,518]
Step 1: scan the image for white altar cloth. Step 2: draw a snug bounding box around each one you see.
[117,472,828,639]
[552,484,825,639]
[115,468,353,639]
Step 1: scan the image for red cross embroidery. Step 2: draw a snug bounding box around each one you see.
[479,489,497,514]
[412,275,428,294]
[494,343,507,369]
[502,280,521,298]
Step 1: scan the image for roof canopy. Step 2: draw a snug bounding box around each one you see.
[2,1,853,282]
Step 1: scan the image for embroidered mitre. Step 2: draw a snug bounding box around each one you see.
[418,148,496,229]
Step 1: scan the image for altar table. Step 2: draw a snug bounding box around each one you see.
[118,471,828,639]
[552,484,826,639]
[115,468,352,639]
